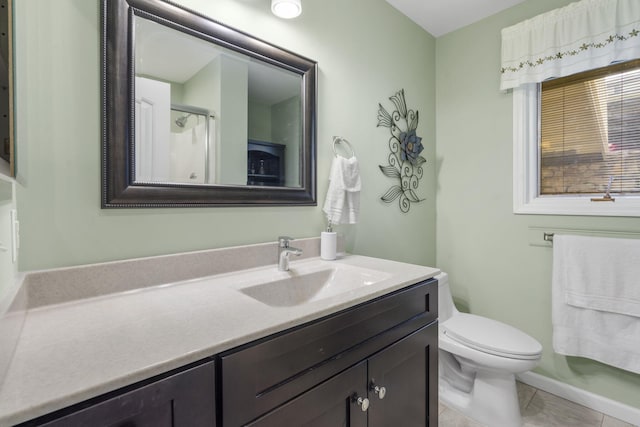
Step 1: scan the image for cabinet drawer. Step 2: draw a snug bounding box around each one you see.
[220,278,436,426]
[246,362,368,427]
[20,361,216,427]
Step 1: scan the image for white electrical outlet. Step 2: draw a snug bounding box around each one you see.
[10,209,18,263]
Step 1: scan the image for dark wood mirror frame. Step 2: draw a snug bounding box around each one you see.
[101,0,317,207]
[0,0,14,178]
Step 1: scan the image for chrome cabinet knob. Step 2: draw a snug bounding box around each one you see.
[373,385,386,399]
[355,396,370,412]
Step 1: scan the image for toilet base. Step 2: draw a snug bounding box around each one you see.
[440,369,523,427]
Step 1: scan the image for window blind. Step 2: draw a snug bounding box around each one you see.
[540,59,640,196]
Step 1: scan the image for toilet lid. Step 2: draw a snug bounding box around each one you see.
[442,313,542,359]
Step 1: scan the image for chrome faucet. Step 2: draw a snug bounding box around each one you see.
[278,236,302,271]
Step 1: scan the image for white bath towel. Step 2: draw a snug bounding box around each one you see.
[552,234,640,374]
[322,156,361,225]
[556,235,640,317]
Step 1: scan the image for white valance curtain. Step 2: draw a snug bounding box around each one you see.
[500,0,640,90]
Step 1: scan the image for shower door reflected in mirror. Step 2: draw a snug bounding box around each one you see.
[134,14,302,187]
[135,74,213,184]
[169,106,214,184]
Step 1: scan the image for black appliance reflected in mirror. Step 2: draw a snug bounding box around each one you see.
[101,0,317,207]
[247,140,285,186]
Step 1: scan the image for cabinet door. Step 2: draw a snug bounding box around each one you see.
[367,324,438,427]
[246,362,368,427]
[30,361,215,427]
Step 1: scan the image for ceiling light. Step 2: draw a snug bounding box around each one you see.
[271,0,301,19]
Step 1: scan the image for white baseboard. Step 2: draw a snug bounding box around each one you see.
[517,371,640,426]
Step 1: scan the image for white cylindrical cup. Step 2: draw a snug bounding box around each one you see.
[321,231,337,260]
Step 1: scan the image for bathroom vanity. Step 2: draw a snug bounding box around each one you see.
[0,241,439,426]
[220,278,437,426]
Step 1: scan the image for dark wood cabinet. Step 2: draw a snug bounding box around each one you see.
[247,140,285,186]
[219,279,438,427]
[246,324,437,427]
[19,361,216,427]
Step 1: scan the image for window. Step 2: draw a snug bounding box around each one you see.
[513,59,640,216]
[541,60,640,196]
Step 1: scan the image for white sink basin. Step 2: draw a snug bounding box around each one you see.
[236,262,392,307]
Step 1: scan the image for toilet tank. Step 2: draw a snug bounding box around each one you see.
[436,272,458,322]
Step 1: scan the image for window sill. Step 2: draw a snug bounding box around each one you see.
[514,195,640,217]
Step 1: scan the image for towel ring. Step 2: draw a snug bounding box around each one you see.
[332,136,355,158]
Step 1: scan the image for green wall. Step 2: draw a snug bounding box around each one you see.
[436,0,640,409]
[248,99,272,142]
[13,0,436,272]
[272,96,301,187]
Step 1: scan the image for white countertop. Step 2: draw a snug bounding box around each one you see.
[0,254,439,426]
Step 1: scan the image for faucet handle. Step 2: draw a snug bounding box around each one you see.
[278,236,294,248]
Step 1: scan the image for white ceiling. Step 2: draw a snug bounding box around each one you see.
[385,0,526,37]
[135,16,300,105]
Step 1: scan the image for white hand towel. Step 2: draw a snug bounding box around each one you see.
[323,156,361,225]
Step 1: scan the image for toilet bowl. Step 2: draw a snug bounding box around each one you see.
[437,272,542,427]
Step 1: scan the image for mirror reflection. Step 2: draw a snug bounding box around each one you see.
[134,15,302,188]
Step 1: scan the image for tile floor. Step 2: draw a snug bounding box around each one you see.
[438,382,639,427]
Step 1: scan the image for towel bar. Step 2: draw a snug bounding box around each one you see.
[542,230,639,243]
[531,227,640,247]
[332,136,355,158]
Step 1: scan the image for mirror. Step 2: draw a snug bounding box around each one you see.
[102,0,317,207]
[0,0,14,178]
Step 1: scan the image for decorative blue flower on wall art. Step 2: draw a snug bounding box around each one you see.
[377,89,425,213]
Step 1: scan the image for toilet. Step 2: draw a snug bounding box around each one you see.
[437,273,542,427]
